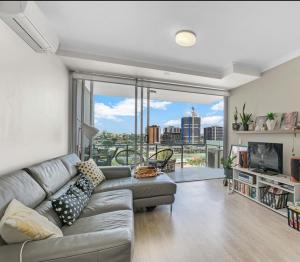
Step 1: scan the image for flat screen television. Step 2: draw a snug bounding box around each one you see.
[248,142,283,174]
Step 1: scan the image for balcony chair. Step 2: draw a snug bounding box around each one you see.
[115,149,144,168]
[94,147,119,166]
[148,148,174,170]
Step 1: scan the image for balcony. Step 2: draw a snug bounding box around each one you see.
[90,141,224,182]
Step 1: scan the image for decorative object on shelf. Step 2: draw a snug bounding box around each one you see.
[266,112,276,131]
[254,116,267,131]
[239,103,252,131]
[248,121,255,131]
[229,144,248,167]
[232,106,240,131]
[281,112,298,130]
[265,112,283,131]
[221,154,237,187]
[290,157,300,182]
[239,151,249,168]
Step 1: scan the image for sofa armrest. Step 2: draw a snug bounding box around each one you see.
[99,166,132,180]
[0,229,132,262]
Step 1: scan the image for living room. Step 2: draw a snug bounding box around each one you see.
[1,1,300,262]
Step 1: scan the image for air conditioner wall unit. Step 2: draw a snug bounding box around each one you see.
[0,1,59,53]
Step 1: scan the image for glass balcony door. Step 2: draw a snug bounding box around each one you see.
[72,74,226,172]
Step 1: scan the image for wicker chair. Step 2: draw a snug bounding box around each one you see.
[148,148,174,170]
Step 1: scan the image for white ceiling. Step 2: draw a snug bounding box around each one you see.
[93,81,222,104]
[38,1,300,90]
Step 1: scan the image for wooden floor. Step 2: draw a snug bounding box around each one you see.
[133,180,300,262]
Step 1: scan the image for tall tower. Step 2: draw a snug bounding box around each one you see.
[181,108,201,144]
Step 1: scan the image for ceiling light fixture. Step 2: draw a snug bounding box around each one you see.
[175,30,197,47]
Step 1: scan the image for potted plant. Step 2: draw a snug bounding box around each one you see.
[266,112,276,131]
[239,103,252,131]
[221,155,237,186]
[232,107,240,131]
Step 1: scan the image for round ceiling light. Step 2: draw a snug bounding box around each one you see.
[175,30,197,47]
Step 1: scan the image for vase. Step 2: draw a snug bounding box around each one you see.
[232,123,240,131]
[266,119,276,131]
[242,124,249,131]
[224,168,233,179]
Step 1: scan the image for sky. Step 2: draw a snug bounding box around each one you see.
[94,95,224,134]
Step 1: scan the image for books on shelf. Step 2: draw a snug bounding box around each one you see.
[238,172,256,184]
[234,180,256,199]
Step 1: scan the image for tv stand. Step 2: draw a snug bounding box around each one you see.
[232,167,300,217]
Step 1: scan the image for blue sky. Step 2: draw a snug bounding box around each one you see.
[94,95,224,134]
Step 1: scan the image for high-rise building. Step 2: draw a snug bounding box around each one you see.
[204,126,224,142]
[161,126,182,145]
[181,108,201,144]
[146,125,160,144]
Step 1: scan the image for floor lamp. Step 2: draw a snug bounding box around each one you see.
[77,123,99,160]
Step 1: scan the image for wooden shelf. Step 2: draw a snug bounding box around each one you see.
[235,129,300,134]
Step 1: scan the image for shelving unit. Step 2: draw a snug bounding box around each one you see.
[234,129,300,135]
[232,167,300,217]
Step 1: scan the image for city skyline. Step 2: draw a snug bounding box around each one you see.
[94,95,224,134]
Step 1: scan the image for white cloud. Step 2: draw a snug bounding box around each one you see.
[94,98,171,121]
[202,115,223,126]
[211,100,224,111]
[150,100,171,110]
[164,119,181,127]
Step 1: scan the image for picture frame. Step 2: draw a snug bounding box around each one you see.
[229,144,248,167]
[254,116,267,131]
[281,112,298,130]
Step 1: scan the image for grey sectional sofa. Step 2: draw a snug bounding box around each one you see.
[0,153,176,262]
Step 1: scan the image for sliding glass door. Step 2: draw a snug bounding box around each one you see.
[72,74,227,172]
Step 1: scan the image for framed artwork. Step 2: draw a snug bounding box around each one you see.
[273,113,283,130]
[229,144,248,167]
[281,112,298,130]
[255,116,267,131]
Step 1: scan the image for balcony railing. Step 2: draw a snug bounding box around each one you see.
[90,141,223,170]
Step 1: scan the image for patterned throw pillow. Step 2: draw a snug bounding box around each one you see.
[52,186,89,226]
[74,174,94,197]
[76,159,105,187]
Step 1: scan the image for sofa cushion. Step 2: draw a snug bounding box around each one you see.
[62,210,133,236]
[80,190,132,218]
[26,159,71,197]
[52,186,89,226]
[74,174,94,197]
[0,170,46,219]
[76,159,106,186]
[60,154,81,177]
[0,199,62,244]
[94,174,177,199]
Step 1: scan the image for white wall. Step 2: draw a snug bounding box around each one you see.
[228,57,300,174]
[0,20,69,175]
